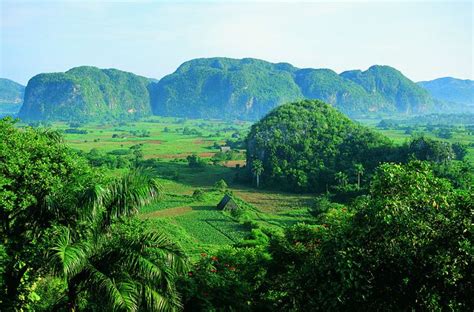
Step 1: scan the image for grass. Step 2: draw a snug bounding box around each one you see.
[48,116,250,159]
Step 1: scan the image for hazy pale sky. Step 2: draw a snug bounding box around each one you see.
[1,0,472,85]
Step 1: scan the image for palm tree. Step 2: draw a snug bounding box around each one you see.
[354,163,365,190]
[251,159,264,188]
[49,170,187,311]
[334,171,349,188]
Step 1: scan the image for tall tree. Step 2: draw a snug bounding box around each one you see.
[251,159,264,188]
[334,171,348,188]
[0,118,98,310]
[354,163,364,189]
[49,171,187,312]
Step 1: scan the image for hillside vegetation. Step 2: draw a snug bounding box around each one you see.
[152,57,434,120]
[17,58,440,121]
[19,66,152,121]
[246,99,395,192]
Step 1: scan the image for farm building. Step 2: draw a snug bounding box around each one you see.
[220,146,231,152]
[216,194,239,211]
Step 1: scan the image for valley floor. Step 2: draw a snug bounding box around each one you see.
[26,115,473,255]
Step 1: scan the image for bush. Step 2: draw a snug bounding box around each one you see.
[192,189,206,201]
[214,179,228,191]
[64,128,88,134]
[187,154,206,168]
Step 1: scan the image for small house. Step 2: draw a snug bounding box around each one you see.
[216,194,239,211]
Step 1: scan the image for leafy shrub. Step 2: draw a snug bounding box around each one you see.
[213,179,228,192]
[187,154,206,168]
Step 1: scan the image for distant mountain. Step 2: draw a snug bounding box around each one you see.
[150,58,303,120]
[19,66,152,121]
[17,58,439,121]
[418,77,474,112]
[151,58,434,120]
[0,78,25,116]
[341,66,434,114]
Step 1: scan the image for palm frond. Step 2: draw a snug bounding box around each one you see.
[50,227,90,278]
[99,170,163,221]
[143,285,181,312]
[77,184,107,220]
[87,266,140,312]
[36,127,64,143]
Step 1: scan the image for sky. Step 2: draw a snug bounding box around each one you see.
[1,0,472,85]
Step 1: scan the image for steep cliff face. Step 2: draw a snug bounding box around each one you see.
[294,68,388,114]
[19,67,152,121]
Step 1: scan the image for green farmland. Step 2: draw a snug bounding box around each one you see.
[20,115,473,256]
[26,117,315,256]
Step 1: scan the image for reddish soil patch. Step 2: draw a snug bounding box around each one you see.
[222,160,246,168]
[144,152,216,160]
[198,152,216,158]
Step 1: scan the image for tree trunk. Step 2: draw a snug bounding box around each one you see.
[2,261,29,311]
[67,283,78,312]
[256,174,260,188]
[357,173,361,190]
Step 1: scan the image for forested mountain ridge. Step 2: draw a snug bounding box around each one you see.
[15,58,460,121]
[0,78,25,116]
[150,58,304,120]
[151,57,435,120]
[340,65,434,114]
[18,66,153,121]
[418,77,474,112]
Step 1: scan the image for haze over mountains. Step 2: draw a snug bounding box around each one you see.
[0,78,25,117]
[418,77,474,112]
[2,57,473,121]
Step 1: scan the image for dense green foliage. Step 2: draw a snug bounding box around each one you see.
[0,79,24,116]
[377,113,474,127]
[0,117,98,309]
[266,161,472,311]
[180,161,472,311]
[1,109,472,311]
[246,100,395,192]
[19,67,152,121]
[419,77,474,112]
[0,118,186,311]
[151,58,435,120]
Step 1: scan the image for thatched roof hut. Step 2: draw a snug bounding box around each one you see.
[216,194,239,211]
